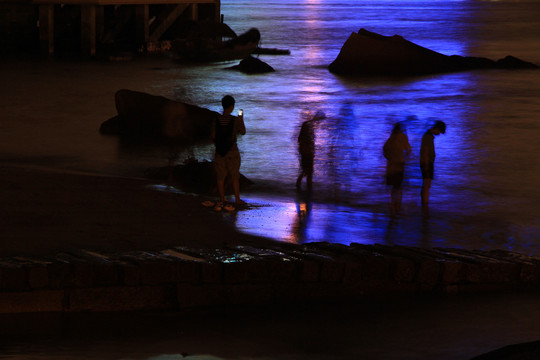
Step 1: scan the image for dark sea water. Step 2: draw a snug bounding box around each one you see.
[1,0,540,254]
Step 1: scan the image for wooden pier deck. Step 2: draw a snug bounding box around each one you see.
[32,0,221,56]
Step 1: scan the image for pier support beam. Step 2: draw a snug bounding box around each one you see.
[81,5,96,56]
[38,5,54,55]
[33,0,222,56]
[190,3,198,21]
[135,5,149,45]
[214,0,220,22]
[96,6,105,43]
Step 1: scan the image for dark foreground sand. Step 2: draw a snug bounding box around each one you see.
[3,165,540,360]
[0,165,274,259]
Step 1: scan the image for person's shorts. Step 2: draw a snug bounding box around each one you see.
[214,150,241,181]
[386,170,404,187]
[421,162,434,179]
[300,153,314,175]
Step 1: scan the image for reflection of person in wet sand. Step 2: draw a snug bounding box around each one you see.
[291,195,313,244]
[296,111,325,191]
[420,120,446,209]
[383,122,411,216]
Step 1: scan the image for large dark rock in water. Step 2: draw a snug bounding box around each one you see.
[229,56,275,74]
[329,28,538,76]
[100,89,219,144]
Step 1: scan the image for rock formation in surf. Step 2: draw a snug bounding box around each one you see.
[228,55,275,74]
[329,28,538,76]
[100,89,219,144]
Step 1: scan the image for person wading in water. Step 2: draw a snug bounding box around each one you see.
[383,121,411,216]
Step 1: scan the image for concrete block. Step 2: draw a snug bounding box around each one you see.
[464,263,490,283]
[439,261,464,284]
[201,262,221,283]
[520,264,540,284]
[0,290,64,313]
[118,262,141,286]
[233,259,297,283]
[47,262,74,289]
[0,264,27,291]
[361,256,393,281]
[299,260,320,282]
[223,260,263,283]
[93,262,119,286]
[71,261,95,288]
[483,262,521,283]
[176,260,202,283]
[392,258,416,283]
[138,261,177,285]
[27,265,49,289]
[261,260,298,283]
[342,261,363,284]
[320,261,345,283]
[416,260,440,286]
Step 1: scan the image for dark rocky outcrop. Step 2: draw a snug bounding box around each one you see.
[329,28,538,76]
[100,89,218,144]
[469,340,540,360]
[228,55,275,74]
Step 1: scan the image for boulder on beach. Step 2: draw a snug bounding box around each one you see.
[229,55,275,74]
[100,89,219,144]
[328,28,538,76]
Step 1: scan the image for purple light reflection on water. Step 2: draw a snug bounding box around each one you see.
[1,1,539,255]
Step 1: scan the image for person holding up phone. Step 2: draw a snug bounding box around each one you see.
[211,95,246,210]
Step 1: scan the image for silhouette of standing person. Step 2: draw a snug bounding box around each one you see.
[383,122,411,216]
[296,111,325,192]
[211,95,246,211]
[420,120,446,210]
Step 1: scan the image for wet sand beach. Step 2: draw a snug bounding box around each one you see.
[0,164,273,259]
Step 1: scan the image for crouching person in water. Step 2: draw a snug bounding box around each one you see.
[383,122,411,216]
[211,95,246,210]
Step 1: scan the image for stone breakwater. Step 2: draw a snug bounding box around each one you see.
[1,243,540,313]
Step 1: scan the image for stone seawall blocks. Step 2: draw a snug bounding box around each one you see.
[0,263,27,291]
[0,290,64,313]
[416,260,440,287]
[2,243,540,313]
[27,265,49,289]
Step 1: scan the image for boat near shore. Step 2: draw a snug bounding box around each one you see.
[171,27,261,62]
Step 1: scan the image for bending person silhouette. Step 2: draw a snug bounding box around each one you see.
[383,122,411,215]
[420,120,446,210]
[296,111,325,192]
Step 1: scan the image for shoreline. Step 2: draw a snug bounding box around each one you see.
[0,164,275,259]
